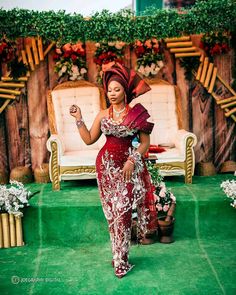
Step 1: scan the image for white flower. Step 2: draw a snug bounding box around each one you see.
[69,74,78,81]
[95,42,100,47]
[0,181,31,216]
[80,68,87,75]
[115,41,123,50]
[138,65,145,75]
[61,65,67,73]
[144,65,151,77]
[157,60,164,68]
[151,65,159,75]
[71,65,79,74]
[108,41,115,46]
[221,179,236,208]
[150,63,156,70]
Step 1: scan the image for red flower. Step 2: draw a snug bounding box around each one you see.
[199,41,204,49]
[212,44,221,55]
[221,43,230,53]
[53,53,60,60]
[71,54,78,62]
[63,52,71,58]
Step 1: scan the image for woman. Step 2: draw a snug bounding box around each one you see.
[69,63,157,278]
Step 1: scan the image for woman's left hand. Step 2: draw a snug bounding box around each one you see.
[122,160,134,182]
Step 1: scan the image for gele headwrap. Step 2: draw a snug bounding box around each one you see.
[103,63,151,104]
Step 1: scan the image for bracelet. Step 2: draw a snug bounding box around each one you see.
[75,118,84,128]
[128,151,142,164]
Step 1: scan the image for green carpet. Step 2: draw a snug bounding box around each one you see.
[0,175,236,295]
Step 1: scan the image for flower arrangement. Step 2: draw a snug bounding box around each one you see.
[53,41,87,81]
[0,180,31,217]
[0,37,28,78]
[133,38,164,77]
[220,179,236,208]
[200,31,231,57]
[0,37,16,63]
[147,161,176,218]
[93,41,126,83]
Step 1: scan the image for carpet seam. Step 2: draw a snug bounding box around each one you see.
[29,184,45,295]
[185,186,226,295]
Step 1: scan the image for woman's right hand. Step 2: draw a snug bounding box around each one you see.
[69,104,82,120]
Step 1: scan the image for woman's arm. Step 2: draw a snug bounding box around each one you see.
[70,105,105,145]
[122,131,150,182]
[135,131,150,156]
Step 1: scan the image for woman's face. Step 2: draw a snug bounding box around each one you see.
[107,81,125,106]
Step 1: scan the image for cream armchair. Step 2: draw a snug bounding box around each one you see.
[46,80,106,190]
[130,79,197,183]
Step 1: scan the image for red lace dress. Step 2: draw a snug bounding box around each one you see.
[96,103,157,278]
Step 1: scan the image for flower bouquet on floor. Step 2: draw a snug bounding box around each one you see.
[53,41,87,81]
[147,161,176,243]
[220,178,236,209]
[0,180,32,248]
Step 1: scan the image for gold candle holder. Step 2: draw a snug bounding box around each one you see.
[15,216,24,246]
[1,213,10,248]
[9,214,16,247]
[0,215,3,248]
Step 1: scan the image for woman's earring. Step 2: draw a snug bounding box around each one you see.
[124,93,127,104]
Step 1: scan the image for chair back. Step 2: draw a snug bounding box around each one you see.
[48,81,106,151]
[130,79,183,145]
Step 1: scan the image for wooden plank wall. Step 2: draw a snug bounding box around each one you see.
[0,36,235,176]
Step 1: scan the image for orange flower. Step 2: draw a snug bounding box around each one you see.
[62,43,72,52]
[144,39,152,48]
[72,42,83,52]
[102,61,115,72]
[135,40,143,47]
[152,38,158,44]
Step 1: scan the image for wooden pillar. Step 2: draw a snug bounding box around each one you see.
[192,84,214,164]
[27,60,49,170]
[0,113,9,175]
[5,91,31,171]
[86,41,97,83]
[214,52,236,170]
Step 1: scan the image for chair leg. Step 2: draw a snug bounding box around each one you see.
[50,141,61,191]
[185,136,195,184]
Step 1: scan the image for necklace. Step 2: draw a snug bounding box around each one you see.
[113,106,126,118]
[109,105,130,124]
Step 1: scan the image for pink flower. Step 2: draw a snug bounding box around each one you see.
[163,204,169,212]
[156,204,163,211]
[159,186,166,198]
[55,48,62,54]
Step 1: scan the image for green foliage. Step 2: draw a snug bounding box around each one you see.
[0,0,235,42]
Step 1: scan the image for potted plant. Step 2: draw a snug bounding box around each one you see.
[147,161,176,243]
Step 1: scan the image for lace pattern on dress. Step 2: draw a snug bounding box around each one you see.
[101,117,138,138]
